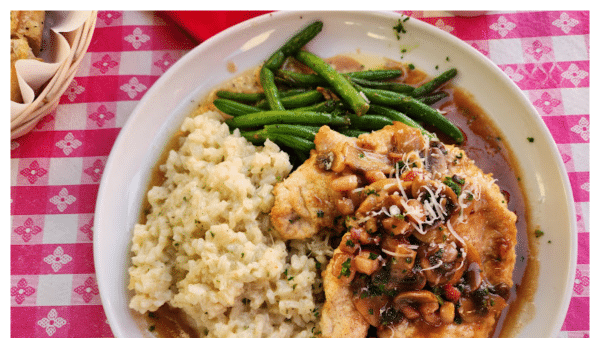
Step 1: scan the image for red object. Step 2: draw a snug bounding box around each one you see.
[442,284,461,302]
[162,11,272,43]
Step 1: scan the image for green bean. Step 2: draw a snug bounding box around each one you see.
[411,68,457,97]
[357,85,463,143]
[216,88,307,103]
[295,50,370,116]
[255,90,324,109]
[265,124,321,141]
[213,98,264,117]
[368,104,433,138]
[350,77,415,94]
[346,69,403,81]
[348,114,394,131]
[268,133,316,153]
[241,129,267,144]
[396,98,463,143]
[226,110,351,130]
[264,21,324,70]
[276,70,325,87]
[417,91,449,106]
[276,69,404,87]
[292,99,339,113]
[259,67,285,110]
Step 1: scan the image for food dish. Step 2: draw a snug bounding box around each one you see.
[94,11,576,338]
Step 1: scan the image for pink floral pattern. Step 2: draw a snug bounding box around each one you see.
[154,52,176,72]
[64,79,85,102]
[88,105,115,127]
[573,268,590,294]
[571,117,590,141]
[553,12,580,33]
[92,54,119,74]
[74,277,100,303]
[11,278,36,304]
[124,27,150,49]
[97,11,122,25]
[490,16,516,37]
[20,160,48,184]
[14,218,42,242]
[561,63,589,86]
[43,246,73,272]
[525,40,552,61]
[80,219,94,241]
[37,309,67,336]
[56,132,83,155]
[120,77,148,99]
[84,159,105,182]
[533,92,561,114]
[49,188,77,212]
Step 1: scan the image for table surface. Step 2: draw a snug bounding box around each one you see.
[10,10,589,338]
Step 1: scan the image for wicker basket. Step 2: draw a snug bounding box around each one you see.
[11,11,98,139]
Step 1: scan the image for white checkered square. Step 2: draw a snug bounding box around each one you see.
[115,100,139,127]
[35,274,73,306]
[11,159,19,186]
[488,38,524,65]
[570,143,589,172]
[43,214,80,244]
[48,157,83,186]
[119,51,154,75]
[121,11,154,26]
[578,202,589,232]
[552,35,589,62]
[54,102,89,130]
[561,87,589,116]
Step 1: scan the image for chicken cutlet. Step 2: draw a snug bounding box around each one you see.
[271,122,517,338]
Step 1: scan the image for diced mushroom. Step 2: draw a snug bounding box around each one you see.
[354,250,381,275]
[439,301,455,324]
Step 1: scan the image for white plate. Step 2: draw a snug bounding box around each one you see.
[94,11,576,338]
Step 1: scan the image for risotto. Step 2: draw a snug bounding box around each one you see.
[128,110,332,338]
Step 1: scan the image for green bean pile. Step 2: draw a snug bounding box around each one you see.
[215,20,464,166]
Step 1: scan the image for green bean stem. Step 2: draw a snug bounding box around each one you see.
[213,98,264,117]
[295,50,370,116]
[255,90,324,109]
[259,67,285,111]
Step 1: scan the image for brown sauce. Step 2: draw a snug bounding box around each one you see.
[135,54,537,338]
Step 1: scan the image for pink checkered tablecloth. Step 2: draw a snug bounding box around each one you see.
[10,10,589,338]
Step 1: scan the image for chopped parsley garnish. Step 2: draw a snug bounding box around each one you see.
[443,176,462,196]
[527,137,535,143]
[338,258,352,278]
[534,229,545,238]
[369,252,378,260]
[393,18,408,39]
[346,239,355,247]
[316,210,325,218]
